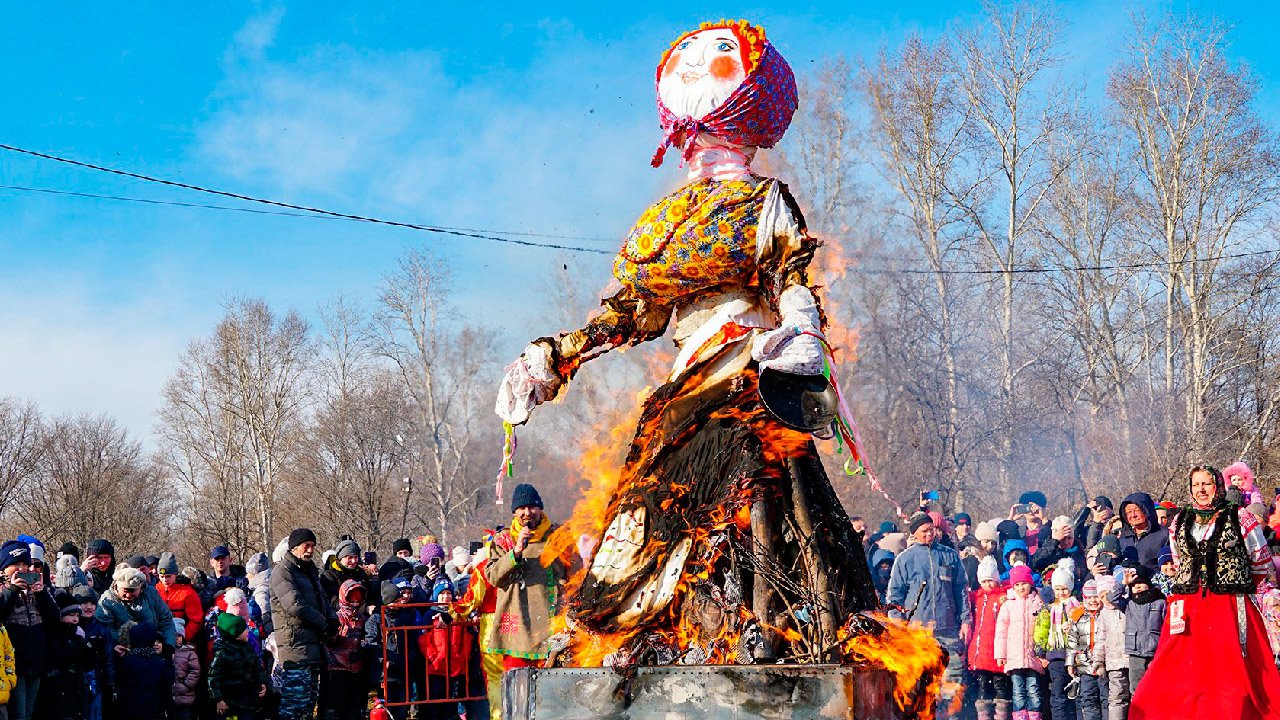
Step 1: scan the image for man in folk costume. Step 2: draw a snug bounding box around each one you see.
[1130,465,1280,719]
[496,18,877,665]
[483,484,566,671]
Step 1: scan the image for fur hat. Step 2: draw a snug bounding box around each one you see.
[112,566,147,591]
[977,556,1000,583]
[1051,558,1076,591]
[1019,491,1048,509]
[85,538,115,558]
[974,522,999,543]
[1223,461,1257,491]
[392,538,413,556]
[1009,565,1034,585]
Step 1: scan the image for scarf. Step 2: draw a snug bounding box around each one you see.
[336,579,364,634]
[512,513,552,544]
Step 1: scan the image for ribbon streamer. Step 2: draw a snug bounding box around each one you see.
[496,421,517,505]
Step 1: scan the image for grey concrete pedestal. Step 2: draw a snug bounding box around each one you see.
[502,664,902,719]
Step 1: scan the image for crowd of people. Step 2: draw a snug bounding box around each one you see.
[0,482,561,720]
[861,461,1280,719]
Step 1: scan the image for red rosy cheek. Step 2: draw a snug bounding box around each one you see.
[663,53,681,76]
[709,55,742,81]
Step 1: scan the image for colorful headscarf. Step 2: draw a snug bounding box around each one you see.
[651,20,797,168]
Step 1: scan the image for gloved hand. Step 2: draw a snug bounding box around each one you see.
[751,285,826,376]
[495,341,562,425]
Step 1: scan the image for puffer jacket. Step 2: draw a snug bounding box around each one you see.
[0,585,59,677]
[1118,585,1165,658]
[885,540,971,636]
[0,625,15,704]
[1118,492,1170,575]
[1092,606,1127,671]
[418,619,473,678]
[269,552,331,667]
[1034,597,1081,662]
[96,584,177,649]
[967,583,1007,673]
[157,578,203,641]
[246,553,272,636]
[994,591,1045,673]
[1065,606,1102,675]
[171,643,200,706]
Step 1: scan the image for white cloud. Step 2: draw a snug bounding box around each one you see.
[228,7,286,65]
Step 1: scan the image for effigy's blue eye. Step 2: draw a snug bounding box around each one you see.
[716,42,733,52]
[677,41,690,50]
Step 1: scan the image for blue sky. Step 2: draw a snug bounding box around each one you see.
[1,1,1276,437]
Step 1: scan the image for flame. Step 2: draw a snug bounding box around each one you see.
[838,614,949,719]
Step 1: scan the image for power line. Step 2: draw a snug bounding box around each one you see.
[857,246,1280,276]
[0,143,613,255]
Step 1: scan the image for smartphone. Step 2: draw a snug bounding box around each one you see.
[15,572,39,586]
[1013,503,1030,515]
[468,541,483,556]
[922,490,941,501]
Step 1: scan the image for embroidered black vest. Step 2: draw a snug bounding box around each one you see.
[1170,505,1254,595]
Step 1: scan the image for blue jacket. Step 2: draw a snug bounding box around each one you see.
[1114,585,1165,658]
[1119,492,1170,575]
[885,540,971,636]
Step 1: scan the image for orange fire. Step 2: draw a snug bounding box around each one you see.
[838,614,950,719]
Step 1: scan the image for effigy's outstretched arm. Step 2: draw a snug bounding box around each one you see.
[495,287,671,425]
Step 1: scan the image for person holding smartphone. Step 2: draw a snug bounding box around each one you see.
[0,538,59,720]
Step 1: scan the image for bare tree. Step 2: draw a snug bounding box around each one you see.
[0,399,43,520]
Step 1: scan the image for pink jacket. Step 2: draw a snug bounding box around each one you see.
[995,592,1045,673]
[171,644,200,706]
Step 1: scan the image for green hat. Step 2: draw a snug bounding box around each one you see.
[215,611,247,639]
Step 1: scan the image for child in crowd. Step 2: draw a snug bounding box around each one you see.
[1066,579,1105,720]
[75,585,111,720]
[39,591,92,720]
[1091,575,1129,720]
[1115,565,1165,689]
[1035,560,1080,720]
[114,622,175,720]
[365,580,420,720]
[208,612,268,720]
[968,556,1010,720]
[995,565,1045,720]
[326,579,369,720]
[1153,546,1175,596]
[419,580,473,720]
[170,619,199,720]
[1224,461,1264,507]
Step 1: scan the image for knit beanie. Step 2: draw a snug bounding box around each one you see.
[0,540,31,571]
[1157,546,1174,567]
[335,539,361,561]
[420,543,446,565]
[129,621,157,648]
[450,546,469,568]
[1051,558,1076,591]
[287,528,317,550]
[85,538,115,558]
[1095,574,1117,596]
[27,543,46,565]
[58,541,80,559]
[510,483,544,512]
[55,590,81,617]
[1082,579,1099,599]
[363,551,378,566]
[392,538,413,556]
[245,553,270,576]
[158,552,180,576]
[908,512,933,534]
[124,555,148,569]
[1009,565,1034,586]
[430,577,453,602]
[70,584,98,604]
[974,522,998,543]
[216,611,247,639]
[977,556,999,583]
[173,618,187,638]
[380,580,402,605]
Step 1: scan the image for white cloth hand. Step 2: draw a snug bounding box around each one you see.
[751,285,826,376]
[495,343,562,425]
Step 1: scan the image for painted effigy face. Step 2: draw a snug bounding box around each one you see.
[658,29,747,120]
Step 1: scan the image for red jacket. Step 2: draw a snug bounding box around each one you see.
[418,621,473,678]
[968,583,1007,673]
[157,581,204,641]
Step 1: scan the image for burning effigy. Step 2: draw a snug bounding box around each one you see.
[496,19,945,716]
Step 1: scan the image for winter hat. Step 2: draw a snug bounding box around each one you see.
[1248,503,1270,523]
[877,533,908,556]
[144,555,160,567]
[70,584,97,604]
[85,538,115,558]
[420,543,446,565]
[363,552,378,566]
[1095,574,1117,597]
[392,538,413,556]
[450,546,469,568]
[57,541,80,559]
[877,521,898,534]
[112,566,147,591]
[1157,546,1174,567]
[1019,491,1048,509]
[974,522,998,543]
[1224,461,1257,490]
[953,513,972,527]
[510,483,544,512]
[1051,516,1073,534]
[335,539,361,561]
[1002,538,1029,563]
[245,552,270,576]
[977,556,1000,583]
[1095,534,1120,555]
[1082,579,1099,599]
[173,618,186,638]
[128,621,157,648]
[1009,565,1034,585]
[1051,558,1076,591]
[1093,496,1114,510]
[995,520,1022,544]
[1130,564,1153,584]
[158,552,180,576]
[430,577,453,602]
[380,580,402,605]
[223,587,247,607]
[287,528,317,550]
[216,611,247,639]
[908,512,934,534]
[55,590,81,617]
[26,543,45,565]
[0,540,31,571]
[124,555,148,569]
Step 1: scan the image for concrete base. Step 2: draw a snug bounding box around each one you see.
[502,664,902,720]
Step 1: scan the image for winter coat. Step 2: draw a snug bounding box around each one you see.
[1065,607,1102,675]
[1033,597,1081,662]
[40,620,93,720]
[269,552,332,667]
[1092,606,1127,671]
[96,584,177,649]
[869,548,895,602]
[114,624,174,720]
[483,524,567,659]
[208,636,268,713]
[88,565,114,596]
[326,579,368,674]
[0,625,15,704]
[0,585,58,677]
[156,579,203,642]
[994,591,1045,673]
[1118,586,1165,658]
[320,559,371,608]
[967,583,1007,673]
[1030,537,1087,585]
[246,555,273,636]
[81,616,114,697]
[1118,492,1170,575]
[364,606,422,685]
[885,540,972,637]
[418,619,474,678]
[171,644,200,706]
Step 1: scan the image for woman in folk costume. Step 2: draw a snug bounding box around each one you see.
[1130,465,1280,719]
[496,20,877,664]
